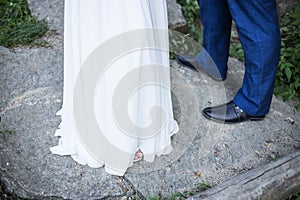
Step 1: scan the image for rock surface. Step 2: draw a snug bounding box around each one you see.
[0,47,124,199]
[0,0,299,199]
[167,0,187,31]
[125,59,300,197]
[28,0,64,34]
[27,0,187,35]
[277,0,300,17]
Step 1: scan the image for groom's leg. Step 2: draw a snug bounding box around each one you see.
[228,0,281,116]
[196,0,232,79]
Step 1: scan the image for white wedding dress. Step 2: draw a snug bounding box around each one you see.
[50,0,178,176]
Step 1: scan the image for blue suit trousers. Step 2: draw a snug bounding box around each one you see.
[196,0,281,116]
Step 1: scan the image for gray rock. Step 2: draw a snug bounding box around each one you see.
[0,47,123,199]
[277,0,300,18]
[1,1,300,199]
[27,0,187,34]
[125,59,300,197]
[1,43,299,200]
[27,0,64,34]
[167,0,187,31]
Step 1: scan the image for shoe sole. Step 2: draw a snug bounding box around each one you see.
[176,56,225,82]
[202,110,265,124]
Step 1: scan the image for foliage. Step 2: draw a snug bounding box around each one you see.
[148,182,212,200]
[169,1,202,60]
[0,128,14,141]
[169,29,201,59]
[177,0,243,59]
[177,0,202,42]
[227,7,300,108]
[178,1,300,108]
[229,29,244,61]
[0,0,47,47]
[274,5,300,109]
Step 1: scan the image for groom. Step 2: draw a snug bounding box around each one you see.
[177,0,281,124]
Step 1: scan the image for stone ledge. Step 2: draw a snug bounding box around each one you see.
[27,0,187,35]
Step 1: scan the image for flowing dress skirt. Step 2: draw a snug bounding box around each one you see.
[50,0,178,176]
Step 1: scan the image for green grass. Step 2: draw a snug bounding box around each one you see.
[0,0,47,47]
[0,128,14,141]
[148,182,212,200]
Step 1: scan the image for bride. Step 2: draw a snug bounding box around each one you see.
[50,0,178,176]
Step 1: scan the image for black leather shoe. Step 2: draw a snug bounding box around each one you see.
[176,54,226,81]
[202,101,265,124]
